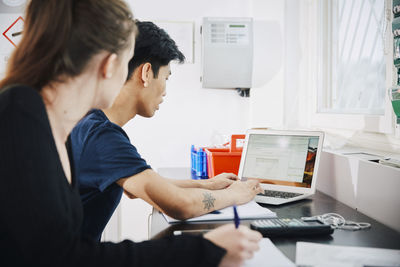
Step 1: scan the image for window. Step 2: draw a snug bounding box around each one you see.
[308,0,394,133]
[319,0,386,115]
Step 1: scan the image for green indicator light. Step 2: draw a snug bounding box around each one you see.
[229,25,245,28]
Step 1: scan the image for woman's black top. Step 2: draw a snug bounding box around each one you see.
[0,85,226,267]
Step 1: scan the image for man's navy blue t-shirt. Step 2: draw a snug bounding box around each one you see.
[70,109,151,241]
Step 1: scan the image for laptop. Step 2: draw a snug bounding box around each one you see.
[238,129,324,205]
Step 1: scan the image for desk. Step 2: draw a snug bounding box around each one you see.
[150,168,400,261]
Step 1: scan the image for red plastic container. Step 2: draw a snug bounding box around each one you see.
[205,135,245,178]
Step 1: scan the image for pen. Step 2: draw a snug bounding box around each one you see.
[173,229,211,235]
[233,205,240,229]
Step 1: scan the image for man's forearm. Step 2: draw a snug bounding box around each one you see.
[168,188,236,219]
[146,183,236,220]
[119,169,252,220]
[165,177,206,189]
[165,173,238,191]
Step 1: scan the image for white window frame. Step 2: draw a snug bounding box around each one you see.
[303,0,395,134]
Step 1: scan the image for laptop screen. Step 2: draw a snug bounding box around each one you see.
[241,134,320,188]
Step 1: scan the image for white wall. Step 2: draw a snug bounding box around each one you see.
[249,0,285,129]
[118,0,281,242]
[125,0,254,171]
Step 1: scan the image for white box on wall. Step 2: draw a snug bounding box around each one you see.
[201,17,253,88]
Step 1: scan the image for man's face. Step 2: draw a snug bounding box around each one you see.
[139,64,171,117]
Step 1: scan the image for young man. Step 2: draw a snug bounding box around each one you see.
[70,21,262,242]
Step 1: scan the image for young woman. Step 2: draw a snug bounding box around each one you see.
[0,1,261,266]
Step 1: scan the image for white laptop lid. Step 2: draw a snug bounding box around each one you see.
[238,129,324,195]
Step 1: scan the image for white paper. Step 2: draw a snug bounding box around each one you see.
[244,238,296,267]
[296,242,400,267]
[163,201,276,223]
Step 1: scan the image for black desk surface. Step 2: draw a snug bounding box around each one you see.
[151,168,400,261]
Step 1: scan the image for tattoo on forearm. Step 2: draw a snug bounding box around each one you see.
[202,192,216,211]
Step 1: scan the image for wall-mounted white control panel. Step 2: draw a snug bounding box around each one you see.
[201,17,253,89]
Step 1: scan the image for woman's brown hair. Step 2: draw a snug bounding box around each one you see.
[0,0,135,91]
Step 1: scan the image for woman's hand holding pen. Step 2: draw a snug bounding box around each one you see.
[226,179,263,205]
[204,224,262,267]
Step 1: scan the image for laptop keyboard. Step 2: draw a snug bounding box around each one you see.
[258,190,302,199]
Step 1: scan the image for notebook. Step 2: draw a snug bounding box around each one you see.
[163,200,276,223]
[238,129,324,205]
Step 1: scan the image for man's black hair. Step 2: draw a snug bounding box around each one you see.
[127,21,185,80]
